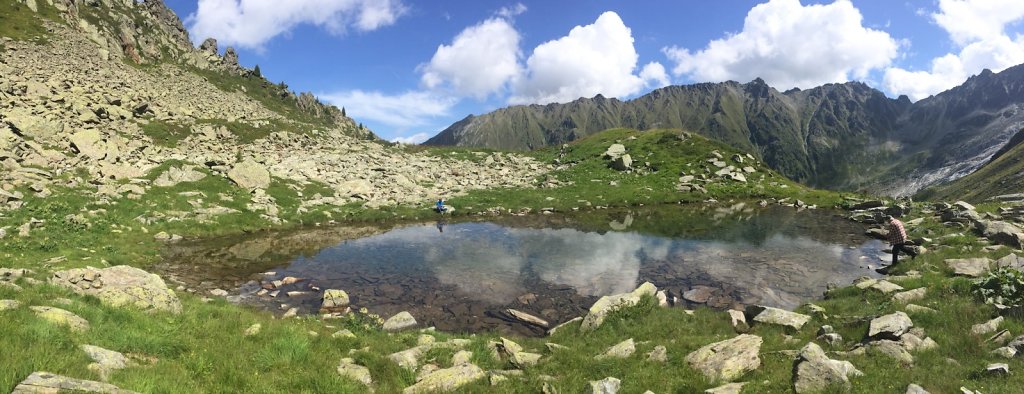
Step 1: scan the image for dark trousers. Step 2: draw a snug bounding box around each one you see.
[892,243,917,265]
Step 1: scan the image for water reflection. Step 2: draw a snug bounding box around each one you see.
[156,205,884,336]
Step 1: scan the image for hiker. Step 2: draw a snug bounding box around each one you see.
[435,198,447,213]
[881,215,917,272]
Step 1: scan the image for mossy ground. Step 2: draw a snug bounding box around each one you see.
[1,128,1022,392]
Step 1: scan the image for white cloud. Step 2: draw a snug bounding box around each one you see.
[319,90,456,129]
[390,132,431,144]
[932,0,1024,46]
[420,17,522,98]
[884,0,1024,100]
[509,11,648,104]
[662,0,900,90]
[187,0,407,50]
[639,62,671,89]
[497,3,527,19]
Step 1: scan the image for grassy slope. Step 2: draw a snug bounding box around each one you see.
[918,132,1024,203]
[6,126,1020,392]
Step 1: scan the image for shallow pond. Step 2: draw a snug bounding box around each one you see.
[155,204,885,336]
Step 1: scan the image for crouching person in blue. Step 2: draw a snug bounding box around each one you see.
[435,199,447,213]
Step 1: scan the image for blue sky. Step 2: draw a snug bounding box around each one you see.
[163,0,1024,143]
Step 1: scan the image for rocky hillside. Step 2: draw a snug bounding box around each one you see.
[916,127,1024,203]
[427,67,1024,197]
[0,0,551,225]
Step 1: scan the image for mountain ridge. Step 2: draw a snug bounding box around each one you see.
[427,66,1024,195]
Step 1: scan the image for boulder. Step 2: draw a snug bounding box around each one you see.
[747,305,811,331]
[728,309,749,333]
[153,166,206,187]
[403,363,484,393]
[610,154,632,171]
[971,316,1003,336]
[30,306,90,332]
[906,384,930,394]
[589,377,621,394]
[685,334,762,382]
[868,312,913,340]
[4,108,64,140]
[69,129,106,160]
[338,179,374,200]
[705,382,746,394]
[50,266,182,314]
[604,144,626,158]
[82,345,129,382]
[227,159,271,190]
[337,358,373,387]
[0,299,21,310]
[12,371,138,394]
[792,342,863,393]
[867,340,914,366]
[976,220,1024,249]
[647,345,668,363]
[320,289,350,314]
[945,258,991,277]
[383,311,417,332]
[893,288,926,304]
[595,338,635,360]
[581,282,656,332]
[996,253,1024,270]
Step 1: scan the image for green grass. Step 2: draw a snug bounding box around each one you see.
[139,119,191,147]
[0,0,60,44]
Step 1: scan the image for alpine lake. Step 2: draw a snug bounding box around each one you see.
[154,203,886,337]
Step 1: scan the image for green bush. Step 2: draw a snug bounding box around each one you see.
[974,267,1024,308]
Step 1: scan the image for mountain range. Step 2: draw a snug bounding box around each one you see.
[426,67,1024,197]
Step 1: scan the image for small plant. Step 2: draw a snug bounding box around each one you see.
[974,267,1024,308]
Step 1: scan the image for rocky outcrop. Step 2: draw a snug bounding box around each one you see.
[792,342,862,393]
[685,334,762,382]
[581,282,656,332]
[50,266,182,314]
[383,311,417,332]
[976,220,1024,249]
[12,371,138,394]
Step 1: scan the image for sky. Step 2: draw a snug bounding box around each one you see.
[162,0,1024,144]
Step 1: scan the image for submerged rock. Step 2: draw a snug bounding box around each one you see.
[320,289,350,314]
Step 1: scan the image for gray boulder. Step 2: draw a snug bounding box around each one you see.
[383,311,417,332]
[337,358,373,387]
[610,154,632,171]
[747,305,811,331]
[30,306,90,332]
[51,266,182,314]
[792,342,863,393]
[320,289,350,314]
[685,334,762,382]
[604,144,626,158]
[153,166,206,187]
[976,220,1024,249]
[589,377,621,394]
[12,371,138,394]
[581,282,656,332]
[403,363,484,393]
[868,312,913,340]
[945,258,992,277]
[227,159,271,190]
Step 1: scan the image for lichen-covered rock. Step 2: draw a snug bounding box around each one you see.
[227,159,271,190]
[82,345,130,382]
[0,299,21,310]
[945,258,992,277]
[868,312,913,340]
[589,377,621,394]
[595,338,635,360]
[747,305,811,331]
[12,371,138,394]
[383,311,417,332]
[30,306,90,332]
[792,342,862,393]
[320,289,350,313]
[705,382,747,394]
[581,282,656,332]
[402,363,485,393]
[51,266,182,314]
[337,358,372,387]
[685,334,762,382]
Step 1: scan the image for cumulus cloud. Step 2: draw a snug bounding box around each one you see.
[884,0,1024,100]
[639,62,671,89]
[390,132,432,145]
[497,3,527,19]
[662,0,900,90]
[419,17,522,98]
[187,0,407,50]
[319,90,456,129]
[510,12,650,104]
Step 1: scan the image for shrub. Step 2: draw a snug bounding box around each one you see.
[974,267,1024,308]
